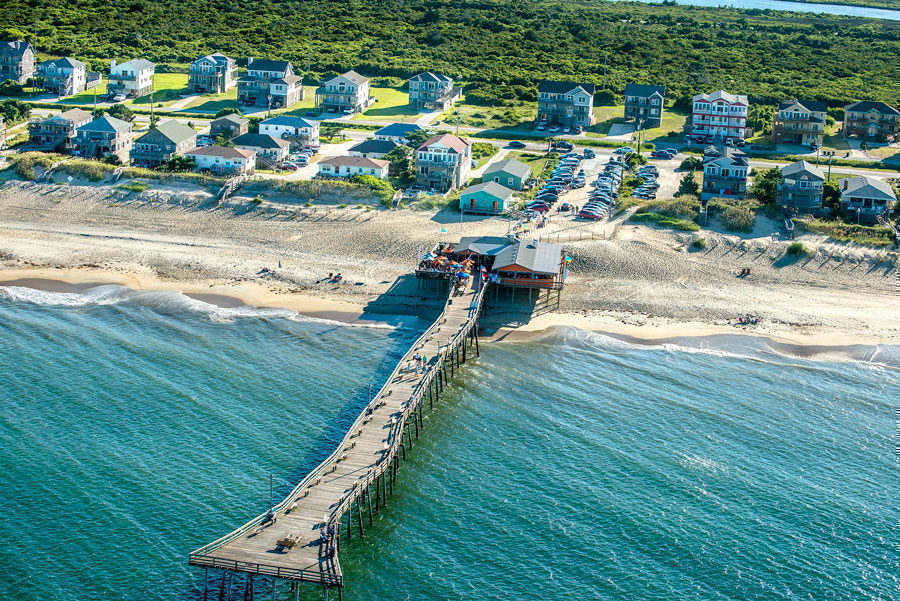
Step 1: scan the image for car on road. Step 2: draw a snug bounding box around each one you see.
[614,146,635,155]
[549,125,561,133]
[112,94,126,102]
[508,140,526,149]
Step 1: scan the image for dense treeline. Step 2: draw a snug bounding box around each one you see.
[2,0,898,107]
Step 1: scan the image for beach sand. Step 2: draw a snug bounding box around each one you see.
[0,179,897,348]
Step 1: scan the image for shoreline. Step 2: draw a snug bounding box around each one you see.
[3,267,897,357]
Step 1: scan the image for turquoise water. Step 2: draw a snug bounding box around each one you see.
[1,286,897,600]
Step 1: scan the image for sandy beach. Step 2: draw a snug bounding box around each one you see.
[0,178,897,349]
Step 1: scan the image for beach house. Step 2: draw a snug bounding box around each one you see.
[36,57,101,97]
[0,40,35,84]
[130,120,197,168]
[691,90,748,145]
[348,139,399,159]
[623,84,665,129]
[482,158,530,191]
[28,108,93,153]
[74,115,133,162]
[315,71,373,115]
[237,59,304,109]
[771,99,827,149]
[186,146,256,176]
[232,133,290,168]
[777,160,825,215]
[209,113,249,140]
[460,182,515,215]
[537,81,596,130]
[317,156,389,180]
[700,145,749,201]
[415,133,472,192]
[408,72,461,111]
[108,59,155,98]
[842,101,899,143]
[839,177,896,223]
[374,123,423,145]
[259,116,319,149]
[188,53,238,94]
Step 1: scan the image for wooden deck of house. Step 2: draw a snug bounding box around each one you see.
[189,277,488,599]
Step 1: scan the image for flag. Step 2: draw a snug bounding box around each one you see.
[441,228,447,233]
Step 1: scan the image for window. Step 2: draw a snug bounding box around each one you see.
[508,177,513,186]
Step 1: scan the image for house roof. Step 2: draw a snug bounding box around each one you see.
[483,158,530,180]
[233,133,290,149]
[624,83,665,97]
[260,115,317,128]
[494,240,563,275]
[693,90,747,105]
[194,52,232,66]
[349,139,400,154]
[138,120,196,145]
[320,155,388,169]
[841,177,897,200]
[51,108,92,124]
[274,74,303,85]
[410,72,452,83]
[538,80,596,95]
[187,145,255,159]
[703,146,748,167]
[79,115,131,133]
[0,40,32,57]
[778,99,828,113]
[844,101,900,115]
[114,59,155,71]
[375,123,423,138]
[212,113,249,125]
[248,58,291,72]
[780,160,824,179]
[461,181,515,200]
[41,57,86,70]
[417,133,470,153]
[455,236,513,256]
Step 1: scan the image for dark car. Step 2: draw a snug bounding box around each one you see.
[508,140,527,149]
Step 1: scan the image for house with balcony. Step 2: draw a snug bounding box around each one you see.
[188,53,237,94]
[842,101,899,143]
[317,156,389,180]
[209,113,249,140]
[777,160,825,216]
[74,115,133,163]
[415,134,472,192]
[374,123,423,145]
[186,146,256,176]
[700,145,749,201]
[348,139,399,159]
[772,99,827,149]
[108,59,155,98]
[232,133,290,168]
[37,57,100,97]
[839,177,896,223]
[623,84,665,129]
[537,81,595,129]
[237,58,304,109]
[28,108,93,152]
[259,115,319,149]
[0,40,35,84]
[315,71,373,115]
[130,120,197,168]
[691,90,748,144]
[408,72,461,111]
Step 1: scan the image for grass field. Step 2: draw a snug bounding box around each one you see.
[507,151,553,178]
[586,105,689,143]
[865,145,900,163]
[352,87,419,122]
[437,98,535,130]
[130,73,189,107]
[58,81,108,104]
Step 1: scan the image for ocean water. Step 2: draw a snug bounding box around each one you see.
[0,286,897,601]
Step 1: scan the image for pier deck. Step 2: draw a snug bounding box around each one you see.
[190,277,487,594]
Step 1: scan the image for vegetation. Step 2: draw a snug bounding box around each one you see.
[3,1,898,109]
[471,142,499,167]
[0,99,31,125]
[708,197,759,232]
[351,174,396,204]
[786,241,809,256]
[676,171,699,197]
[96,103,135,122]
[798,219,895,247]
[749,167,781,205]
[691,237,707,250]
[116,180,150,193]
[631,212,700,231]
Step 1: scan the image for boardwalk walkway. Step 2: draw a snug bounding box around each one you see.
[190,277,488,598]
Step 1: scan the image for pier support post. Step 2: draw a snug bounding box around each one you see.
[389,462,394,495]
[271,577,276,601]
[462,332,467,363]
[418,401,424,430]
[204,568,209,601]
[381,470,388,504]
[244,574,252,601]
[356,499,365,538]
[406,422,413,448]
[347,504,352,540]
[218,571,226,601]
[413,409,419,439]
[428,384,433,409]
[374,476,381,512]
[365,484,374,526]
[400,439,407,460]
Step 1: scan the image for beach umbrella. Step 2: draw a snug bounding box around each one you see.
[422,252,435,260]
[455,272,470,278]
[450,263,464,269]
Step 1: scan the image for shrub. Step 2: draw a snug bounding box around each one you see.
[631,212,700,231]
[798,219,893,247]
[692,237,707,250]
[720,205,756,232]
[60,159,114,181]
[116,181,150,193]
[786,242,808,256]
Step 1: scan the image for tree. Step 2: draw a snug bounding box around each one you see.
[749,167,781,205]
[679,156,703,171]
[822,177,841,212]
[162,155,196,172]
[384,146,414,183]
[747,104,775,136]
[676,171,699,197]
[102,154,121,165]
[107,103,135,122]
[320,124,342,142]
[214,107,242,119]
[0,98,31,125]
[403,129,434,149]
[0,79,24,96]
[214,133,235,147]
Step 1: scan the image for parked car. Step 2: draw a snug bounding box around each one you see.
[583,149,595,159]
[508,140,526,149]
[614,146,634,155]
[112,94,126,102]
[549,125,561,133]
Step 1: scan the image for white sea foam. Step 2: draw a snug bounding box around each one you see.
[0,284,402,330]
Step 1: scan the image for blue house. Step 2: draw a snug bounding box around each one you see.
[460,181,515,215]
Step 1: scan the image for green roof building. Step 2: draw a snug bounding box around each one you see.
[460,181,515,215]
[482,158,531,191]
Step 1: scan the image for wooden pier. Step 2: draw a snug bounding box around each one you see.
[189,277,489,600]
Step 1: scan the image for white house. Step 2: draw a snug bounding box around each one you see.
[259,116,319,148]
[186,146,256,176]
[348,139,400,159]
[318,156,389,179]
[691,90,748,144]
[839,176,896,223]
[232,133,290,167]
[374,123,423,145]
[315,71,373,114]
[108,59,155,97]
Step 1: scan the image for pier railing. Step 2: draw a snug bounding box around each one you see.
[189,279,489,577]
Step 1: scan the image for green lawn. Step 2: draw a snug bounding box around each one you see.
[130,73,189,107]
[352,87,419,122]
[867,146,900,163]
[507,151,553,178]
[437,97,535,130]
[586,105,689,143]
[58,81,108,104]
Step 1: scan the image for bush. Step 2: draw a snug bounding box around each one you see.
[116,181,150,193]
[798,219,894,247]
[691,237,707,250]
[641,196,700,220]
[351,174,396,203]
[719,205,756,232]
[786,242,808,256]
[630,212,700,231]
[679,156,703,171]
